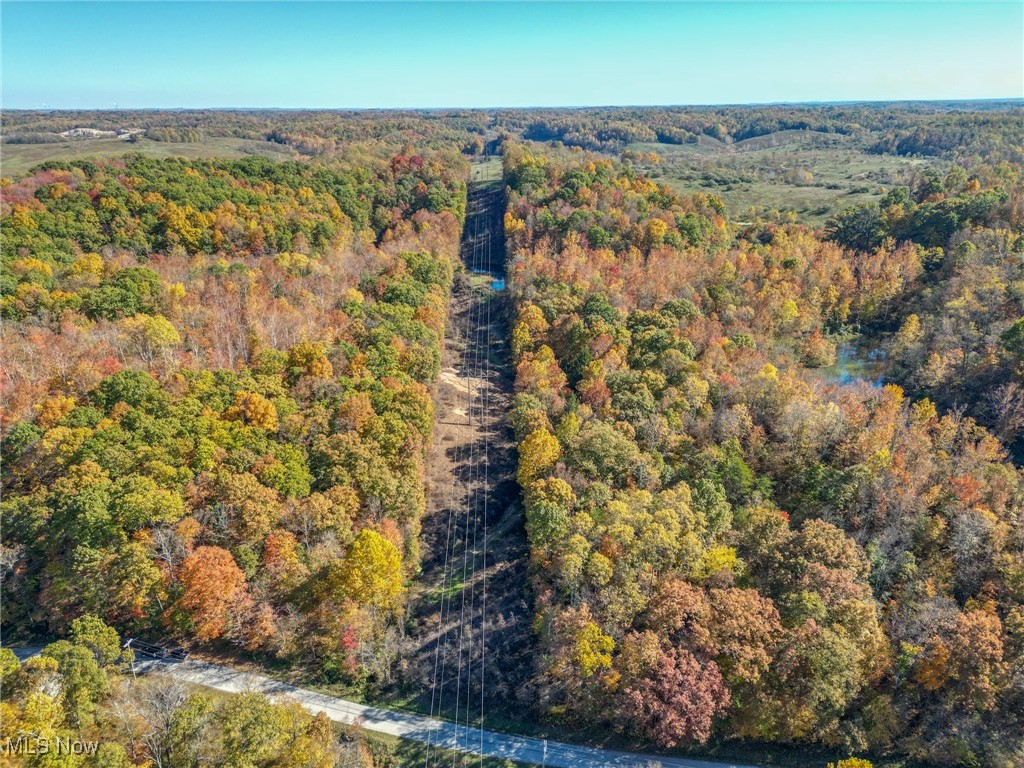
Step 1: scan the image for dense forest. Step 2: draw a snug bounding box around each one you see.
[1,148,468,689]
[2,104,1023,768]
[503,142,1023,765]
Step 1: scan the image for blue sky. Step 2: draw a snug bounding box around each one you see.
[2,1,1021,109]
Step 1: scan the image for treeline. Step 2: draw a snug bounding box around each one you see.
[492,104,1024,163]
[6,104,1022,163]
[1,151,467,691]
[503,144,1023,765]
[1,110,489,156]
[145,127,203,143]
[868,111,1024,161]
[500,105,865,153]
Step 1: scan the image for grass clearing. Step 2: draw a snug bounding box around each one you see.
[629,132,938,225]
[0,135,297,176]
[470,156,503,183]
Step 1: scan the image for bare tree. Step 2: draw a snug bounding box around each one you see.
[106,676,192,768]
[152,527,188,585]
[987,381,1024,443]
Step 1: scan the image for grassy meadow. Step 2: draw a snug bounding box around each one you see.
[0,135,296,176]
[629,130,937,225]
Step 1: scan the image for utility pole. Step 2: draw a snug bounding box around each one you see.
[123,638,136,680]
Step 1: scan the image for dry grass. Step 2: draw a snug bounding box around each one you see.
[1,135,296,176]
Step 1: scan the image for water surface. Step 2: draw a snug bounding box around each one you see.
[817,341,887,386]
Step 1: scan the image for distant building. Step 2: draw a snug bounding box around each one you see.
[58,127,118,138]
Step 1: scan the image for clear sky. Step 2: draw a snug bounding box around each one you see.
[2,1,1021,109]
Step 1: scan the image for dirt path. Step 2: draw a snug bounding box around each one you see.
[403,160,536,729]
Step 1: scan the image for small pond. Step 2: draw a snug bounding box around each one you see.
[472,267,505,291]
[817,341,887,387]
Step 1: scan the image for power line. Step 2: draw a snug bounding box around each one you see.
[425,163,504,766]
[452,179,491,762]
[479,193,495,765]
[427,176,491,766]
[425,191,480,767]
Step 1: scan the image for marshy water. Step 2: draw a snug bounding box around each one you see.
[816,341,1024,467]
[472,267,505,291]
[818,341,887,387]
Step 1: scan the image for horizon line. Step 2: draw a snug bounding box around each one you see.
[5,96,1024,112]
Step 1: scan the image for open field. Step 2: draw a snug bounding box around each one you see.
[630,130,937,225]
[0,135,297,175]
[470,155,503,183]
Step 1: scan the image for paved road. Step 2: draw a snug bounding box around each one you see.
[5,647,760,768]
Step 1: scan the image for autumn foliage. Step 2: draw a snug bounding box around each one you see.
[178,546,248,642]
[1,149,465,688]
[504,143,1023,763]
